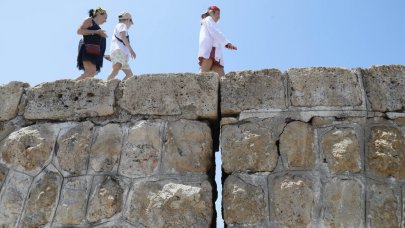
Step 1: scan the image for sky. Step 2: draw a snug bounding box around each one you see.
[1,0,404,87]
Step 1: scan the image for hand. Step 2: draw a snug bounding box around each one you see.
[130,49,136,59]
[225,43,237,50]
[96,29,108,38]
[103,55,111,61]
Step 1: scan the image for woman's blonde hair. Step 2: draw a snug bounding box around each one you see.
[89,7,106,18]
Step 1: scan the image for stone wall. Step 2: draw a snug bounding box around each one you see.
[0,65,404,227]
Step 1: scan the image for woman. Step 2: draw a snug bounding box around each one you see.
[198,6,237,76]
[76,7,108,80]
[106,12,136,80]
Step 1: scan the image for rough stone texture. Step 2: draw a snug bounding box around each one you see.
[221,118,284,173]
[0,121,17,142]
[362,65,405,112]
[0,171,32,227]
[119,73,219,120]
[367,182,400,228]
[367,125,405,179]
[89,124,123,173]
[24,79,119,120]
[87,176,126,223]
[93,220,136,227]
[162,120,213,174]
[280,121,315,169]
[321,128,361,173]
[269,174,314,227]
[223,175,266,225]
[54,176,92,225]
[221,69,286,115]
[0,164,7,190]
[0,81,28,121]
[288,67,363,107]
[321,177,364,227]
[0,123,58,176]
[124,179,213,227]
[119,120,162,178]
[20,167,63,228]
[55,121,94,176]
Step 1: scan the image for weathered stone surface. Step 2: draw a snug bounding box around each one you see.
[20,167,63,228]
[0,121,17,142]
[89,124,123,173]
[223,175,266,225]
[119,73,219,120]
[269,174,314,227]
[288,67,363,107]
[54,176,92,225]
[87,176,125,223]
[367,182,399,228]
[0,164,7,190]
[162,120,212,174]
[0,81,28,121]
[321,177,364,227]
[119,121,162,178]
[280,121,315,168]
[321,128,361,173]
[221,118,284,173]
[93,220,136,227]
[0,171,32,227]
[362,65,405,112]
[24,79,118,120]
[0,123,58,175]
[221,69,286,115]
[367,125,405,179]
[55,121,94,176]
[124,179,213,227]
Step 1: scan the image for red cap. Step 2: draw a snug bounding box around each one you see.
[208,6,220,11]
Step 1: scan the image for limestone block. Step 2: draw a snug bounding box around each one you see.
[288,67,363,107]
[269,173,314,227]
[0,123,58,176]
[0,171,32,227]
[280,121,315,169]
[54,176,92,225]
[55,121,94,176]
[0,121,17,142]
[24,79,118,120]
[221,69,286,115]
[124,179,213,227]
[119,73,219,120]
[321,177,364,227]
[119,120,162,178]
[362,65,405,112]
[87,176,128,223]
[366,182,400,227]
[221,118,284,173]
[0,81,28,121]
[93,220,136,227]
[223,175,266,225]
[162,120,213,174]
[0,164,7,190]
[321,128,361,173]
[89,124,123,173]
[20,166,63,228]
[367,125,405,179]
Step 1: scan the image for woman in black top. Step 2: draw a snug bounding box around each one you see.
[76,7,108,80]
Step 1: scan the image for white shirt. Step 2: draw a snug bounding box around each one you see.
[110,23,129,55]
[198,16,230,66]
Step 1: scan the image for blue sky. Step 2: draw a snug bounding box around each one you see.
[1,0,404,86]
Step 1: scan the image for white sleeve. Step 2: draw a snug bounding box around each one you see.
[204,17,230,47]
[116,23,128,37]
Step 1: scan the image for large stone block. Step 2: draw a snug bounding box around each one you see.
[24,79,118,120]
[321,128,362,173]
[124,179,213,227]
[0,121,17,142]
[0,81,28,121]
[162,119,213,174]
[223,175,266,225]
[221,69,286,115]
[288,67,363,107]
[221,118,284,173]
[362,65,405,112]
[118,73,219,120]
[321,177,364,227]
[367,125,405,179]
[0,164,7,190]
[280,121,315,169]
[0,123,59,176]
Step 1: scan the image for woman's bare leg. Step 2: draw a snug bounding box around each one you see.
[200,58,214,73]
[76,61,97,80]
[211,65,225,76]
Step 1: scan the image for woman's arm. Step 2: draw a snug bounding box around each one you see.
[77,17,95,35]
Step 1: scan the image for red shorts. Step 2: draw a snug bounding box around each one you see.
[198,47,223,68]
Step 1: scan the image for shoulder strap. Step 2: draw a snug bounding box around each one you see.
[115,35,130,46]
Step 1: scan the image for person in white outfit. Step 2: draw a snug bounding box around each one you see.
[198,6,237,76]
[106,12,136,80]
